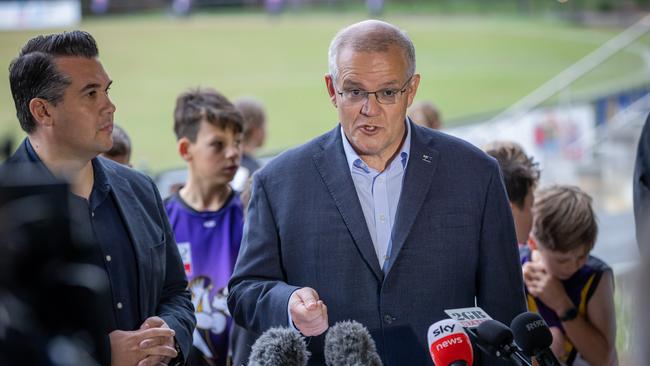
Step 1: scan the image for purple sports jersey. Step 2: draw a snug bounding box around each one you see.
[165,191,243,366]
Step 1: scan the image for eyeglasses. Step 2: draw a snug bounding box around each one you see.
[335,76,413,105]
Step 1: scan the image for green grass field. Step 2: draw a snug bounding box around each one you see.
[1,12,648,171]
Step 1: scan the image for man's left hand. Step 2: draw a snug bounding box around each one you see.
[137,316,176,366]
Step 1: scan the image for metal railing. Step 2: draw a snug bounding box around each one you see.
[466,13,650,147]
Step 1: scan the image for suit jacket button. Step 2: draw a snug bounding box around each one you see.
[383,314,393,324]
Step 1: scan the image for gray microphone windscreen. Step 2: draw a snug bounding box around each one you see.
[324,320,383,366]
[247,327,310,366]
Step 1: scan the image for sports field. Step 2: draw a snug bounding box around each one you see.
[1,12,648,171]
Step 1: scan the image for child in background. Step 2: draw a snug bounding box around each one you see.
[101,124,132,166]
[231,97,267,191]
[522,185,617,366]
[408,100,442,130]
[485,141,540,247]
[233,97,267,176]
[165,87,244,366]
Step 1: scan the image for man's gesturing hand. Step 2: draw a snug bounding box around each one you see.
[289,287,329,336]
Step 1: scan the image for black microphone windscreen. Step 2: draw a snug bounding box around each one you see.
[476,319,514,347]
[247,327,310,366]
[324,320,383,366]
[510,312,553,356]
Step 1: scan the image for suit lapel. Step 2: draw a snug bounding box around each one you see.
[101,159,151,317]
[312,128,384,282]
[384,122,439,275]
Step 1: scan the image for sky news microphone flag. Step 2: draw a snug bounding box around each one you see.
[427,319,473,366]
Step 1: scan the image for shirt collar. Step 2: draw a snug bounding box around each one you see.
[24,138,59,182]
[92,158,111,194]
[25,138,110,194]
[341,119,411,174]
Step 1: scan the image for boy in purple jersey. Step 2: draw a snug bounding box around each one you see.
[165,87,244,366]
[521,185,617,366]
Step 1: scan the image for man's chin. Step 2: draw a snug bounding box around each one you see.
[349,140,383,157]
[94,144,114,160]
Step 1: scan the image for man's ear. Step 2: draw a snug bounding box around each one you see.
[528,235,538,250]
[178,138,192,162]
[405,74,421,108]
[28,98,53,127]
[324,74,337,108]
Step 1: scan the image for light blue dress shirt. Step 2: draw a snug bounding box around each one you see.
[341,120,411,270]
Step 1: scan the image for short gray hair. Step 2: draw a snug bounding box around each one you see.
[327,20,416,82]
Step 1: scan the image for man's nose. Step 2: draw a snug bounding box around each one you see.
[104,93,116,114]
[361,92,381,116]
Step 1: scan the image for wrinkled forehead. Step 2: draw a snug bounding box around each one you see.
[337,41,409,66]
[335,45,410,86]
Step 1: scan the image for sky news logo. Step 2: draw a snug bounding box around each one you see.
[431,324,456,338]
[434,335,466,352]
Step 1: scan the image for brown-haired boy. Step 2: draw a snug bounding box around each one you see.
[164,87,244,366]
[522,185,617,366]
[485,141,540,247]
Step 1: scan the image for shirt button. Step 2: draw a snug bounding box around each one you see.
[116,302,123,310]
[383,314,393,324]
[91,211,95,218]
[379,214,386,222]
[106,255,112,262]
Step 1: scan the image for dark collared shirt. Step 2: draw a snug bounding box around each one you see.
[25,139,141,331]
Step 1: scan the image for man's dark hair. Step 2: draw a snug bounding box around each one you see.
[9,30,99,133]
[485,141,540,208]
[174,87,243,142]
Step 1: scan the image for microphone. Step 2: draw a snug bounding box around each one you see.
[475,319,531,366]
[324,320,382,366]
[427,319,473,366]
[247,327,310,366]
[510,312,562,366]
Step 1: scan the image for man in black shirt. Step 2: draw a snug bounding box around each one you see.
[5,30,195,366]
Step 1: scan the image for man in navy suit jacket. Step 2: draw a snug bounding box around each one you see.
[228,20,526,365]
[5,31,194,365]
